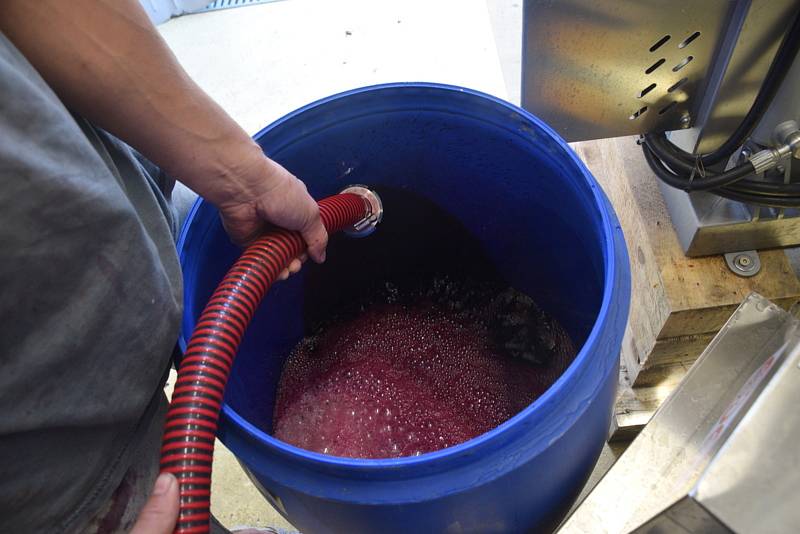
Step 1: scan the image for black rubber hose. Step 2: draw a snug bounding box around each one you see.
[643,144,800,207]
[645,133,721,173]
[645,133,800,196]
[641,141,755,191]
[703,9,800,164]
[659,9,800,166]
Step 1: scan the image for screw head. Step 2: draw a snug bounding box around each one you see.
[734,254,754,270]
[680,114,691,126]
[725,250,761,277]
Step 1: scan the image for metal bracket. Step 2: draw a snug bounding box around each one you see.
[724,250,761,277]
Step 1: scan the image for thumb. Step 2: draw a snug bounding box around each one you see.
[301,212,328,264]
[130,473,179,534]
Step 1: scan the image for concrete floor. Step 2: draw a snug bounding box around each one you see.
[486,0,523,104]
[209,440,297,531]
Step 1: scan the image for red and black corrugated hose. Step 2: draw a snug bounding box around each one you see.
[159,188,380,534]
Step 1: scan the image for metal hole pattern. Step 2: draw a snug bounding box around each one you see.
[649,35,671,52]
[678,31,701,49]
[668,77,689,93]
[658,101,678,115]
[629,106,648,120]
[630,30,701,121]
[645,58,666,74]
[672,56,694,72]
[638,83,657,98]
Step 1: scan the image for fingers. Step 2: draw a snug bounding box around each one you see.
[130,473,179,534]
[301,211,328,264]
[277,255,306,281]
[287,257,303,274]
[217,157,328,259]
[219,202,264,247]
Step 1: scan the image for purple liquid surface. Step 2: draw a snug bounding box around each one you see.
[273,282,576,458]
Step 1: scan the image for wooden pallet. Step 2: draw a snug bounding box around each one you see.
[571,136,800,439]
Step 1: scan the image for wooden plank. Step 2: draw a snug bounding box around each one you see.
[662,294,800,338]
[611,135,800,338]
[643,334,714,376]
[612,362,689,441]
[577,135,800,438]
[571,139,670,379]
[572,135,800,390]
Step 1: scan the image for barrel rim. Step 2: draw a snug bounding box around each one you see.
[177,82,628,477]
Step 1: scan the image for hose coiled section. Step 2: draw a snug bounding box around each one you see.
[160,193,370,534]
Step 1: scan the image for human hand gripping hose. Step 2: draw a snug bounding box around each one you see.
[159,186,382,534]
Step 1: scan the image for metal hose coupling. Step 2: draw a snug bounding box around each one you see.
[749,120,800,174]
[340,185,383,237]
[774,120,800,158]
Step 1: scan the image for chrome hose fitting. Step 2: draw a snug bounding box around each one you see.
[749,120,800,173]
[773,120,800,158]
[340,185,383,237]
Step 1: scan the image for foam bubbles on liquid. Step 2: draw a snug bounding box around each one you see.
[272,279,575,459]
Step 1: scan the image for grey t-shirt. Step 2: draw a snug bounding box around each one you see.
[0,32,182,533]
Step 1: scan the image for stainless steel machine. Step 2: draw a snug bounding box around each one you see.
[521,4,800,531]
[522,0,800,259]
[558,293,800,533]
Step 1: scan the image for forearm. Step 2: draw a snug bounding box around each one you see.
[0,0,259,205]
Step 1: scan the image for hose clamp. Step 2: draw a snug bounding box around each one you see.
[340,185,383,237]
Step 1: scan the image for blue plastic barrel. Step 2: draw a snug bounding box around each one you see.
[177,83,630,533]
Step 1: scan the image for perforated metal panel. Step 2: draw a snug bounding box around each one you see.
[522,0,731,141]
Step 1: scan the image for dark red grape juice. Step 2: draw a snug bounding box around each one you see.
[272,279,576,459]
